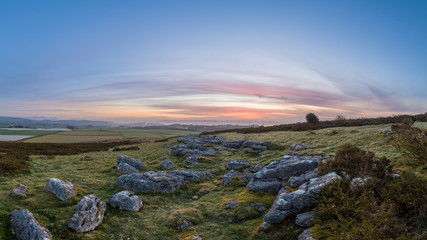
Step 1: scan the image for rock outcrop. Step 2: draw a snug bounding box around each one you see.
[68,194,106,233]
[45,178,77,200]
[11,209,52,240]
[117,155,145,170]
[108,191,143,212]
[12,184,27,197]
[116,171,186,193]
[263,172,341,225]
[118,162,139,174]
[226,159,251,170]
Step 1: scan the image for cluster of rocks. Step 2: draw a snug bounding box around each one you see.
[116,170,212,193]
[167,135,275,165]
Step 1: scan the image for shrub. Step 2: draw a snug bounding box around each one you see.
[317,144,391,178]
[168,207,203,228]
[305,113,319,124]
[391,123,427,164]
[335,115,346,121]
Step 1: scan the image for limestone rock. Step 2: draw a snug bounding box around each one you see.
[247,179,283,193]
[250,203,266,212]
[118,162,138,174]
[171,170,212,182]
[12,184,27,197]
[226,159,251,170]
[290,143,309,150]
[117,155,145,170]
[11,209,52,240]
[298,228,317,240]
[223,170,242,185]
[162,159,174,169]
[225,201,237,209]
[108,191,143,212]
[116,171,185,193]
[68,194,106,233]
[295,211,315,227]
[45,178,77,200]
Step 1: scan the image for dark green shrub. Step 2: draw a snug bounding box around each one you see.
[318,144,391,178]
[391,123,427,164]
[305,113,319,124]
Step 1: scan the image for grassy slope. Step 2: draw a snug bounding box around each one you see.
[1,123,425,239]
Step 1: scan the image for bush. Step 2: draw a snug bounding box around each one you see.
[305,113,319,124]
[335,115,346,121]
[318,144,391,178]
[391,123,427,164]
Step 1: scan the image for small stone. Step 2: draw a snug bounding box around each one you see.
[178,220,193,230]
[250,202,266,212]
[12,184,27,197]
[108,191,143,212]
[161,159,174,169]
[225,201,237,209]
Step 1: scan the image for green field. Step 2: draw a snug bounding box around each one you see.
[1,123,425,239]
[24,128,199,143]
[0,129,58,136]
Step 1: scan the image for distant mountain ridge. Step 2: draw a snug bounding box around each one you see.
[0,116,111,128]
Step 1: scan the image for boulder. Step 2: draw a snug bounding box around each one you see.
[108,191,143,212]
[290,143,309,151]
[247,179,283,193]
[45,178,77,200]
[116,171,185,193]
[264,172,341,224]
[288,170,316,188]
[225,201,237,209]
[162,159,174,169]
[12,184,27,197]
[250,163,264,173]
[118,162,139,174]
[186,155,200,165]
[171,170,212,182]
[253,157,319,181]
[68,194,106,233]
[11,209,52,240]
[298,228,317,240]
[117,155,145,170]
[295,211,315,227]
[223,170,242,185]
[226,159,251,170]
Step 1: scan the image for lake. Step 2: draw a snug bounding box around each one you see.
[0,135,34,141]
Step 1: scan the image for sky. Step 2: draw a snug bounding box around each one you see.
[1,0,426,124]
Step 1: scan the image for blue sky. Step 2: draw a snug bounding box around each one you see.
[1,0,426,124]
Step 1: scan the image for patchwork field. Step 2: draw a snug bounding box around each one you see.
[23,129,199,143]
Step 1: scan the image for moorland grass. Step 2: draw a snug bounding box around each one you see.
[1,123,426,239]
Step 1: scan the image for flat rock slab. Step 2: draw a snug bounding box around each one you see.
[45,178,77,200]
[108,191,143,212]
[116,171,186,193]
[68,194,106,233]
[11,209,52,240]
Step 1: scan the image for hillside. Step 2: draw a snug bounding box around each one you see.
[1,123,426,239]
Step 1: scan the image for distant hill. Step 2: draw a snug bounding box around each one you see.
[0,116,112,128]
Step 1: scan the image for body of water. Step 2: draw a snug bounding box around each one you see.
[0,135,34,141]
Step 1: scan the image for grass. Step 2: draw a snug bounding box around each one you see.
[1,123,425,239]
[24,128,198,143]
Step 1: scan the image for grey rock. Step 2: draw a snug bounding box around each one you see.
[225,140,245,149]
[12,184,27,197]
[117,155,145,170]
[379,129,392,134]
[264,172,342,224]
[11,209,52,240]
[247,179,283,193]
[68,194,106,233]
[118,162,139,174]
[290,143,309,150]
[254,156,319,181]
[241,169,254,183]
[162,159,174,169]
[45,178,77,200]
[164,144,171,148]
[223,170,242,185]
[288,170,316,188]
[108,191,143,212]
[186,155,200,165]
[116,171,185,193]
[225,201,237,209]
[295,211,315,227]
[298,228,317,240]
[243,141,274,149]
[178,220,193,230]
[171,170,212,182]
[250,203,266,212]
[178,235,202,240]
[160,153,168,157]
[226,159,251,170]
[388,173,401,179]
[250,163,264,173]
[351,176,372,187]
